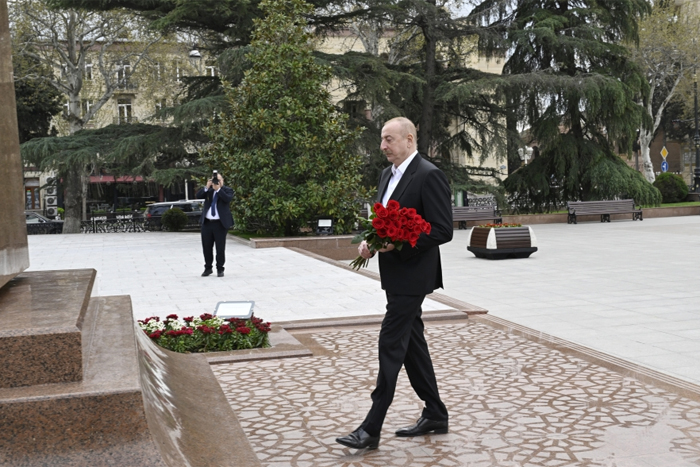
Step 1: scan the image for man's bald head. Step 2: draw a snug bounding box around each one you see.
[380,117,418,167]
[384,117,417,142]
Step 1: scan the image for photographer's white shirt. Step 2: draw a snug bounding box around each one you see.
[204,187,221,221]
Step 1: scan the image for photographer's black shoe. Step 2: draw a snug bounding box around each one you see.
[201,269,213,277]
[217,270,224,277]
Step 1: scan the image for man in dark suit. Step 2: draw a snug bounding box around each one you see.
[336,117,453,450]
[195,172,234,277]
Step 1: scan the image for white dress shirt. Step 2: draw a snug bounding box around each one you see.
[204,187,221,220]
[382,151,417,206]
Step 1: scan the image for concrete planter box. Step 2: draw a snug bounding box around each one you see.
[467,226,538,259]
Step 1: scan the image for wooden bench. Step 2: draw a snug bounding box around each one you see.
[567,199,643,224]
[452,206,502,229]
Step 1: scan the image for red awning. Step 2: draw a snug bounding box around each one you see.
[89,175,145,183]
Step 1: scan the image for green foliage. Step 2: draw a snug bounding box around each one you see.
[203,0,364,236]
[653,173,689,203]
[13,55,62,144]
[161,207,188,231]
[483,0,659,211]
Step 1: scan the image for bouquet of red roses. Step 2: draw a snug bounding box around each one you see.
[350,200,431,270]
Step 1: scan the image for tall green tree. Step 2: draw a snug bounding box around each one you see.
[630,3,700,183]
[14,0,162,232]
[482,0,662,211]
[13,51,62,143]
[203,0,365,236]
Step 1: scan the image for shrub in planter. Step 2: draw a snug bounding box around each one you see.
[138,313,272,353]
[653,173,689,203]
[161,207,188,231]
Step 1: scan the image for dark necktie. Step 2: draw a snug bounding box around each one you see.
[211,190,217,217]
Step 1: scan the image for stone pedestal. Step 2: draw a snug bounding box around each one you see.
[0,270,260,466]
[0,0,30,288]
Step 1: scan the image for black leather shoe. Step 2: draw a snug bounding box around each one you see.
[395,417,448,437]
[217,271,224,277]
[201,269,213,277]
[335,428,379,449]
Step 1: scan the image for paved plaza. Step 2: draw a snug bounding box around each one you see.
[23,215,700,466]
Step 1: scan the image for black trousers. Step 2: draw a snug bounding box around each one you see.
[360,292,448,436]
[201,219,227,272]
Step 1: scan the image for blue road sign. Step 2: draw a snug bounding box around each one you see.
[661,161,669,173]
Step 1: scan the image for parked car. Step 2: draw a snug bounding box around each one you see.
[144,200,204,230]
[25,211,64,234]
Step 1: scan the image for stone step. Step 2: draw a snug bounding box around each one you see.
[0,269,95,388]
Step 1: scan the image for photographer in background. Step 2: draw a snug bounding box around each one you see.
[196,171,234,277]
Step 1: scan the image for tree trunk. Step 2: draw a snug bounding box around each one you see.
[417,3,436,156]
[62,167,83,233]
[639,129,655,183]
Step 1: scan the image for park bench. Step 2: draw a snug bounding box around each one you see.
[452,206,502,229]
[567,199,643,224]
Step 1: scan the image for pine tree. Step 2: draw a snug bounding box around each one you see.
[481,0,662,210]
[203,0,364,236]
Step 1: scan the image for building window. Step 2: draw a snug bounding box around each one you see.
[116,61,132,88]
[343,100,367,119]
[155,99,167,121]
[81,100,94,120]
[154,62,162,80]
[117,98,133,124]
[205,60,218,77]
[25,179,40,210]
[85,61,93,80]
[174,60,183,83]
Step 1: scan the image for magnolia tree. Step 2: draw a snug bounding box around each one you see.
[12,0,162,232]
[204,0,365,236]
[630,4,700,183]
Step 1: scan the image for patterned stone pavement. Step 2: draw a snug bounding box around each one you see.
[213,319,700,467]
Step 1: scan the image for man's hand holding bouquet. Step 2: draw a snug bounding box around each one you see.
[350,200,431,270]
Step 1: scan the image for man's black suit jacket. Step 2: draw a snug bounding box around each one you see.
[196,186,235,230]
[377,154,453,295]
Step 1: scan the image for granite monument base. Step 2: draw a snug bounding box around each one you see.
[0,269,260,467]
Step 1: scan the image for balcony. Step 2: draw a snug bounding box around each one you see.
[116,80,139,91]
[113,116,139,125]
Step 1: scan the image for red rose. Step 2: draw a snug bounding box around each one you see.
[236,326,251,335]
[387,200,400,210]
[423,222,431,235]
[376,206,388,218]
[386,225,399,240]
[373,202,384,213]
[399,207,408,216]
[409,232,420,247]
[372,217,386,229]
[406,208,417,218]
[401,229,410,241]
[376,228,388,238]
[406,220,415,230]
[399,216,408,226]
[388,209,399,220]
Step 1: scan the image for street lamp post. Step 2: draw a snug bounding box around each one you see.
[694,72,700,192]
[188,44,202,74]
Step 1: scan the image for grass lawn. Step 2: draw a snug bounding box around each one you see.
[644,201,700,208]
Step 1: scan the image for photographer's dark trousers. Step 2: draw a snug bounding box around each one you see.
[201,218,227,272]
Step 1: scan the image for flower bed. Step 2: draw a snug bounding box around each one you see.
[138,313,271,353]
